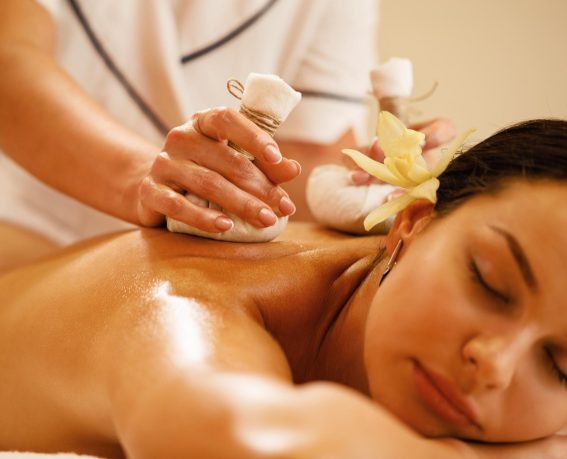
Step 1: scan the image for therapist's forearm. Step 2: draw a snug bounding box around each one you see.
[0,43,159,225]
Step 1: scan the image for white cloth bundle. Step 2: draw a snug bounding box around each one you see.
[306,62,416,235]
[240,73,302,121]
[167,73,301,242]
[306,165,396,235]
[370,57,414,124]
[370,57,413,99]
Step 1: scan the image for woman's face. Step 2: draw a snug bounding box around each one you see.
[364,180,567,442]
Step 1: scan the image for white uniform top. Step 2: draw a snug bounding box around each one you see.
[0,0,377,245]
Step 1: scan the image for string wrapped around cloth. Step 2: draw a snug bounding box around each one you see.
[370,57,414,124]
[167,73,301,242]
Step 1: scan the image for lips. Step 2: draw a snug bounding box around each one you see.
[412,359,481,430]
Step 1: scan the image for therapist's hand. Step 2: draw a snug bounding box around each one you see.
[349,117,457,185]
[136,107,301,233]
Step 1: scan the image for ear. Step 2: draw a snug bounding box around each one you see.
[385,200,435,255]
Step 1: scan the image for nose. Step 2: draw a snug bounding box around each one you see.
[462,331,531,392]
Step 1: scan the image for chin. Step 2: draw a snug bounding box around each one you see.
[371,393,450,438]
[394,407,450,438]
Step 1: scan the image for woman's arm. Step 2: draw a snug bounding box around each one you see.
[105,278,566,459]
[117,370,466,459]
[458,436,567,459]
[105,293,463,459]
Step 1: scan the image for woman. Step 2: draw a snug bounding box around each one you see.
[1,119,566,458]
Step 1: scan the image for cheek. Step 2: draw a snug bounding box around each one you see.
[483,383,567,441]
[367,266,472,347]
[362,260,480,400]
[362,272,463,389]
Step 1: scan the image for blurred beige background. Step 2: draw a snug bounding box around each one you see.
[377,0,567,142]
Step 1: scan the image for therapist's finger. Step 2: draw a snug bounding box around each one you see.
[409,117,456,151]
[181,143,296,217]
[367,137,386,162]
[151,158,283,228]
[190,125,300,186]
[193,107,281,162]
[193,107,300,184]
[137,176,234,233]
[160,126,296,217]
[348,138,386,186]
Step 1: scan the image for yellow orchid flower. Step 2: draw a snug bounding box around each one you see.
[343,111,474,231]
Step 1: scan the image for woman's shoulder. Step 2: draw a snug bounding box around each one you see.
[276,222,364,243]
[0,224,384,294]
[104,223,384,264]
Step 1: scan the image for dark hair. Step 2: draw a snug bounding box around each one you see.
[436,119,567,214]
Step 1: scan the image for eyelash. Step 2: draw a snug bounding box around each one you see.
[545,348,567,388]
[468,259,510,304]
[467,259,567,388]
[469,260,567,388]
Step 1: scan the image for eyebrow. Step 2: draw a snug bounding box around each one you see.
[489,225,538,292]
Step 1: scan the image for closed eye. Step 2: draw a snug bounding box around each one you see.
[468,259,510,304]
[545,347,567,388]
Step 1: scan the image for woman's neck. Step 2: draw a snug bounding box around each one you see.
[308,255,384,394]
[254,238,385,393]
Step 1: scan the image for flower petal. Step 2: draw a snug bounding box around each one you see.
[363,192,415,230]
[378,112,425,159]
[377,111,407,146]
[409,152,428,170]
[408,178,440,203]
[406,161,432,184]
[384,157,416,187]
[342,148,409,186]
[430,128,476,178]
[385,135,423,159]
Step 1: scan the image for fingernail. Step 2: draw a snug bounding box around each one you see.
[292,160,302,175]
[369,137,379,150]
[264,144,282,164]
[349,170,370,185]
[215,216,234,231]
[279,196,296,216]
[421,132,432,148]
[258,208,277,226]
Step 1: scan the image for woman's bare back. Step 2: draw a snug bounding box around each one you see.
[0,225,382,456]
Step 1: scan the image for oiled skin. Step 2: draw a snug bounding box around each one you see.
[0,224,384,457]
